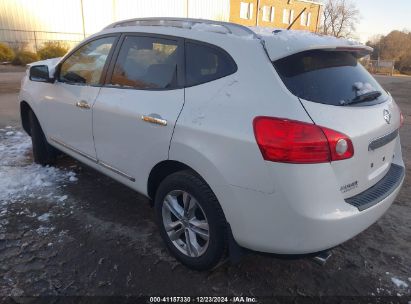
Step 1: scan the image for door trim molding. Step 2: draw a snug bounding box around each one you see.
[98,160,136,182]
[50,136,97,163]
[49,136,136,182]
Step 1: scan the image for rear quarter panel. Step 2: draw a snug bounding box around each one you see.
[169,37,313,221]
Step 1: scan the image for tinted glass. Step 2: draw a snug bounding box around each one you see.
[185,42,237,86]
[274,50,388,106]
[110,36,179,89]
[60,37,115,85]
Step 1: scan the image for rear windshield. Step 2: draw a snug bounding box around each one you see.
[274,50,388,106]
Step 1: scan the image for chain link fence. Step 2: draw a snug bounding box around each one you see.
[0,28,84,52]
[363,59,395,76]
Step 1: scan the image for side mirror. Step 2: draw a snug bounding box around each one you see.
[29,65,54,83]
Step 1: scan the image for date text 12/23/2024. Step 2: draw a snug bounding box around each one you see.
[149,296,258,303]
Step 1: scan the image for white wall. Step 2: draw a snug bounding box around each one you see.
[0,0,230,51]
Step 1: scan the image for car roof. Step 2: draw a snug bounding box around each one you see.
[93,18,372,61]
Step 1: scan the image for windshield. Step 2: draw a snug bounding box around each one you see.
[273,50,388,106]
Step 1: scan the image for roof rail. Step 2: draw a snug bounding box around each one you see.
[103,17,257,38]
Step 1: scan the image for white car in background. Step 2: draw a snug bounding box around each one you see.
[19,18,405,270]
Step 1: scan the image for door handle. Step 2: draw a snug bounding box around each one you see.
[76,100,91,109]
[141,115,167,126]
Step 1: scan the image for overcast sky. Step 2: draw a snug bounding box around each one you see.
[355,0,411,42]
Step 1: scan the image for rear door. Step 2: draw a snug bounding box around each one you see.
[92,34,185,192]
[274,50,402,197]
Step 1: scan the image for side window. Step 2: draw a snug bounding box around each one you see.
[59,36,116,85]
[109,36,179,89]
[185,42,237,87]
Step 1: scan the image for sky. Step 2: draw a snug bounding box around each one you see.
[354,0,411,42]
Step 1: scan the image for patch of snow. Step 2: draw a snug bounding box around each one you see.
[67,171,78,182]
[69,176,78,182]
[391,277,409,288]
[37,213,51,222]
[5,131,14,136]
[36,226,54,236]
[191,23,230,34]
[0,129,72,203]
[353,82,376,95]
[57,195,68,202]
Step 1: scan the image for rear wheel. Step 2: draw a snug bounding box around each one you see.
[29,110,57,165]
[154,170,227,270]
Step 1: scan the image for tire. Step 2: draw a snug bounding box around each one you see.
[29,110,57,165]
[154,170,227,270]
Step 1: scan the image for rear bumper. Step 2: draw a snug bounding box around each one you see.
[218,162,405,254]
[345,163,405,211]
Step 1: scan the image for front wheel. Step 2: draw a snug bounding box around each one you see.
[154,170,227,270]
[29,110,57,165]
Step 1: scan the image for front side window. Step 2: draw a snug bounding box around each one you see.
[185,42,237,87]
[59,36,116,85]
[110,36,179,89]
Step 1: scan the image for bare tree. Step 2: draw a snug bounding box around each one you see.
[320,0,359,38]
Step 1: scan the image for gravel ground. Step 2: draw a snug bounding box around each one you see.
[0,70,410,302]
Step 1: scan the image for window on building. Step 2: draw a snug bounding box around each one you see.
[110,36,179,89]
[300,12,307,26]
[59,37,116,85]
[300,11,312,26]
[185,42,237,87]
[262,6,275,22]
[240,2,253,20]
[282,9,294,24]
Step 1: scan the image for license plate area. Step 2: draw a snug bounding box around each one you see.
[368,137,397,181]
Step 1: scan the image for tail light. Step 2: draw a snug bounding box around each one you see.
[253,117,354,164]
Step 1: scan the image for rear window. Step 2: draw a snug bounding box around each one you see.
[274,50,388,106]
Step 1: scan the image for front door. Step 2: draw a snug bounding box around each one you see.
[93,34,185,193]
[45,36,117,160]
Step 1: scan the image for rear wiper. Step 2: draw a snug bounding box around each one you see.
[341,91,382,106]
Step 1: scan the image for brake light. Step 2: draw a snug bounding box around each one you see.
[253,117,354,164]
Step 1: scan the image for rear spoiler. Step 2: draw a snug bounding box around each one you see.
[287,45,374,59]
[324,46,373,58]
[259,30,374,61]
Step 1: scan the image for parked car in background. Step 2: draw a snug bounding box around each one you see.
[19,18,405,270]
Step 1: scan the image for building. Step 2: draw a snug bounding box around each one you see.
[0,0,322,52]
[229,0,322,32]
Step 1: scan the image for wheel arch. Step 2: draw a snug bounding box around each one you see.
[20,100,33,136]
[147,160,195,200]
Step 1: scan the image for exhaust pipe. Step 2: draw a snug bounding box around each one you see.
[312,250,332,265]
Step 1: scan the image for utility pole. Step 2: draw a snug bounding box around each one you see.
[80,0,86,38]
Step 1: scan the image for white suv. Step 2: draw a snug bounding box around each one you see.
[19,18,405,270]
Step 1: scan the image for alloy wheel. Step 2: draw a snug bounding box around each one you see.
[162,190,209,257]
